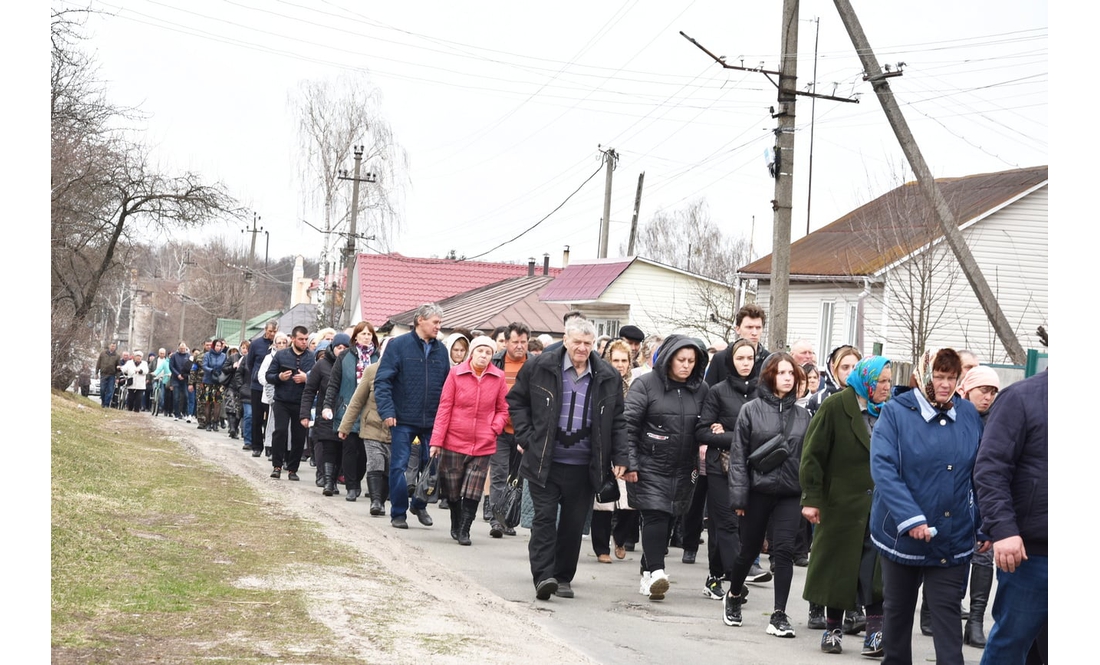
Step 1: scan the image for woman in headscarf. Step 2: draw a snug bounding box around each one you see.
[443,331,470,367]
[695,339,759,603]
[870,348,989,665]
[429,335,510,546]
[806,345,862,416]
[800,356,892,657]
[722,352,810,637]
[623,334,709,601]
[321,321,379,501]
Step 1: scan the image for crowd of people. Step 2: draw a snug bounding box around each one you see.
[87,302,1047,664]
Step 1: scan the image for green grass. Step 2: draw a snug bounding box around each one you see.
[50,392,375,663]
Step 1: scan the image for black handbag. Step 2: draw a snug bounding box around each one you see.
[747,409,796,474]
[595,472,620,504]
[493,447,523,528]
[413,455,440,504]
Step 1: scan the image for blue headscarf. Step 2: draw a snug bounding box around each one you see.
[848,356,891,417]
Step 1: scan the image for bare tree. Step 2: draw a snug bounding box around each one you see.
[622,199,752,339]
[290,74,409,313]
[50,9,238,388]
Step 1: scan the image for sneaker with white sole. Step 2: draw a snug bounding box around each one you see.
[647,569,669,600]
[638,571,652,596]
[723,592,743,626]
[821,628,843,653]
[767,610,796,638]
[702,575,725,600]
[747,563,773,583]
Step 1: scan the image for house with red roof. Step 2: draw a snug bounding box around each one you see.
[737,166,1048,365]
[347,253,562,328]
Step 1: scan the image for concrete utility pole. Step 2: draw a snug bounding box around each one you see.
[766,0,800,353]
[598,146,618,258]
[627,171,645,256]
[832,0,1027,365]
[338,145,378,328]
[239,213,263,346]
[178,250,193,343]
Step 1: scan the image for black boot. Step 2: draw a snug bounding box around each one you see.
[367,472,385,516]
[458,498,478,546]
[449,502,462,541]
[322,463,336,497]
[920,597,933,636]
[964,564,993,648]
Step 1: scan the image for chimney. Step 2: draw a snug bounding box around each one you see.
[527,257,536,277]
[563,245,570,268]
[543,253,550,275]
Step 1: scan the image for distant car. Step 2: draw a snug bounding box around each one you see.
[89,377,100,397]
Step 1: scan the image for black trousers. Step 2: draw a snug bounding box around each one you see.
[881,557,968,665]
[590,510,613,556]
[341,433,366,490]
[681,474,709,553]
[705,466,740,579]
[270,400,306,472]
[528,462,592,586]
[250,389,269,453]
[612,509,639,547]
[728,492,801,612]
[639,509,675,573]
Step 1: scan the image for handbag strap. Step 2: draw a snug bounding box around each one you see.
[777,406,796,443]
[506,445,522,485]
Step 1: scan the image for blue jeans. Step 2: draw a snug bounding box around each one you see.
[241,402,252,447]
[981,555,1048,665]
[100,375,116,408]
[173,379,188,418]
[389,424,432,518]
[187,386,196,417]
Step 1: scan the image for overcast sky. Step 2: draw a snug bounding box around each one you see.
[60,0,1047,270]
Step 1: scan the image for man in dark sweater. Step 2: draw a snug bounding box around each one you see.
[973,369,1048,664]
[265,325,316,481]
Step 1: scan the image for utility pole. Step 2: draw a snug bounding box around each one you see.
[178,250,193,343]
[239,213,263,346]
[766,0,800,353]
[338,145,378,328]
[627,171,645,256]
[597,146,618,258]
[806,15,820,237]
[832,0,1027,365]
[680,22,857,352]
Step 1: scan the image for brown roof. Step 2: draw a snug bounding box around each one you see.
[739,165,1048,278]
[385,275,570,336]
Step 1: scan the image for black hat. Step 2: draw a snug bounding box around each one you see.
[619,325,645,342]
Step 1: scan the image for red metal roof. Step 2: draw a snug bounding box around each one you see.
[538,258,634,302]
[739,166,1048,278]
[357,253,562,327]
[385,275,570,335]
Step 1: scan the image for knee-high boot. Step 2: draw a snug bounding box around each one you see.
[964,564,993,648]
[367,472,386,516]
[458,498,478,546]
[322,463,336,497]
[449,502,462,541]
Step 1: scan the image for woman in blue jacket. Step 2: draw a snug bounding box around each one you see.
[201,339,228,432]
[870,347,990,665]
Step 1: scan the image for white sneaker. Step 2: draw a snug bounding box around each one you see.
[638,571,652,596]
[648,569,670,600]
[185,417,192,423]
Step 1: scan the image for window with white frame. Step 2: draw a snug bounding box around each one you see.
[591,319,620,338]
[818,301,835,358]
[845,303,859,346]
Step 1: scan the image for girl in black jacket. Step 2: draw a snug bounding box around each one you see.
[722,352,810,638]
[695,339,758,601]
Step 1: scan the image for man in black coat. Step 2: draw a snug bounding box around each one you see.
[507,317,629,601]
[265,325,316,481]
[705,303,770,386]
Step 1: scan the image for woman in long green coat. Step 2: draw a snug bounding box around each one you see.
[799,356,893,657]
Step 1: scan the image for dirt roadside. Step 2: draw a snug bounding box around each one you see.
[152,416,595,664]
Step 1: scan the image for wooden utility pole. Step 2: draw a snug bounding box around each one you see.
[338,146,377,328]
[178,250,193,343]
[832,0,1027,364]
[239,213,263,345]
[627,172,645,255]
[598,146,618,258]
[767,0,800,353]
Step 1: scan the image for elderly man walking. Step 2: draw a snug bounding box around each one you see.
[507,316,630,601]
[96,342,119,408]
[373,304,449,530]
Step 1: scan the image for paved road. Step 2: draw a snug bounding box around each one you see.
[166,414,991,665]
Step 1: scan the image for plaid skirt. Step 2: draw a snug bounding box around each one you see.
[437,449,490,502]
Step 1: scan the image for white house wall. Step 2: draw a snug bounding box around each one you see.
[598,261,730,345]
[752,282,873,357]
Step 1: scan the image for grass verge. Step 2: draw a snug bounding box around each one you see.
[51,392,376,664]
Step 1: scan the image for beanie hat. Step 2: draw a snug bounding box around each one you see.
[468,335,496,355]
[960,365,1000,397]
[332,333,352,349]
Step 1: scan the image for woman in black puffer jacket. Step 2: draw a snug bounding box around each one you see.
[624,334,709,601]
[722,352,811,638]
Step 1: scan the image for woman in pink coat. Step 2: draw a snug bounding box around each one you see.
[430,335,510,545]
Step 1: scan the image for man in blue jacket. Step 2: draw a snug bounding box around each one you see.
[974,369,1047,665]
[265,325,316,481]
[373,303,449,529]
